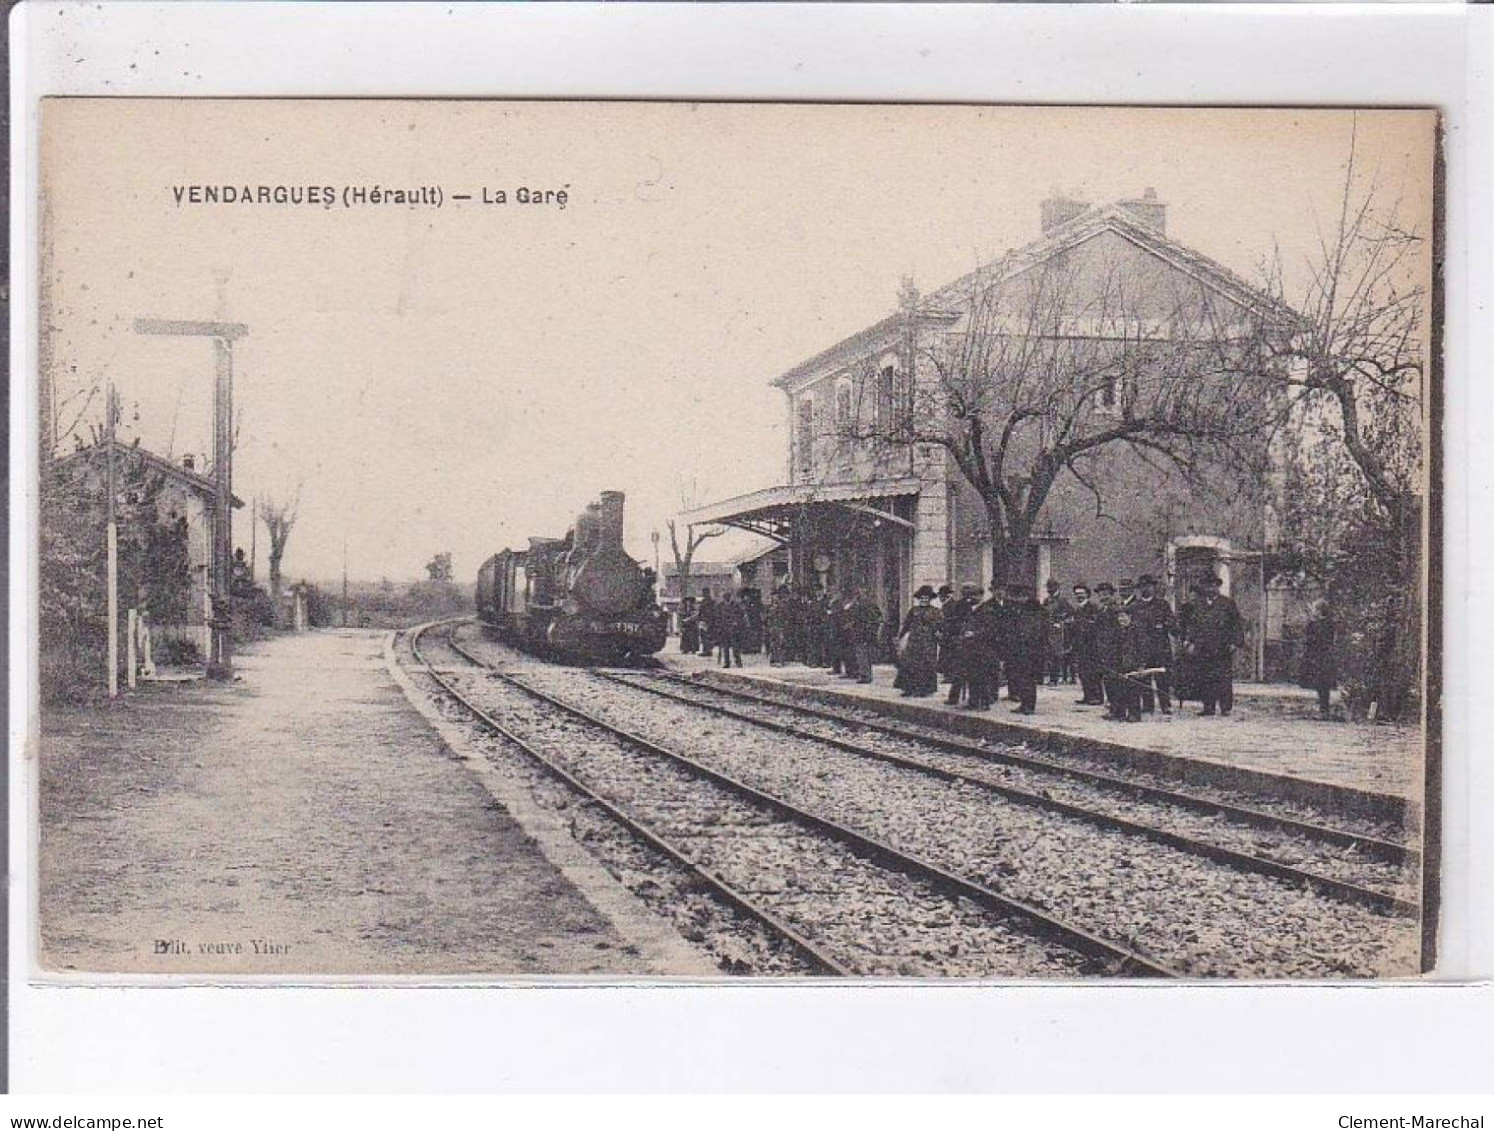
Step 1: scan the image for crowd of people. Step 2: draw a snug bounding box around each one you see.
[675,570,1332,724]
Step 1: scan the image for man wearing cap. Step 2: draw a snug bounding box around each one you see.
[1069,582,1104,706]
[1183,572,1245,715]
[1132,574,1178,714]
[1003,580,1046,714]
[941,583,981,706]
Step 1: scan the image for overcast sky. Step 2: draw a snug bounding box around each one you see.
[41,102,1434,582]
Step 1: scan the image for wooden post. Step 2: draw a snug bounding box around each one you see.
[131,318,248,679]
[209,336,234,678]
[106,521,118,698]
[141,613,155,678]
[105,383,118,698]
[127,608,138,690]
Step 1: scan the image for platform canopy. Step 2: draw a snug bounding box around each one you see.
[676,478,920,543]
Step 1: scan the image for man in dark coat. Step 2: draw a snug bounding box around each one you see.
[1069,582,1104,706]
[783,585,807,663]
[961,586,1003,710]
[826,590,850,675]
[765,584,789,665]
[716,593,744,668]
[1092,582,1143,721]
[848,588,882,684]
[802,587,826,667]
[1003,580,1047,714]
[697,589,717,657]
[1091,583,1120,713]
[1299,598,1338,719]
[1114,579,1147,721]
[678,595,699,654]
[934,584,955,678]
[1042,579,1074,686]
[1132,573,1178,714]
[1184,573,1245,716]
[940,583,980,706]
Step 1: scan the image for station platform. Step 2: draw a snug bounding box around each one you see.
[37,628,692,976]
[660,647,1424,826]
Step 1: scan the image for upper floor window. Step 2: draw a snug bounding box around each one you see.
[835,379,852,431]
[796,396,815,475]
[1097,377,1119,414]
[1096,375,1136,416]
[876,365,896,431]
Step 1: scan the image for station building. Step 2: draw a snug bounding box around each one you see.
[680,191,1299,677]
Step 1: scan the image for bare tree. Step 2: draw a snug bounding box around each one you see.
[1246,128,1428,717]
[258,487,302,615]
[837,256,1283,581]
[1258,127,1426,545]
[666,476,726,601]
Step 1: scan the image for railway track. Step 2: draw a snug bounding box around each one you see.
[413,620,1178,978]
[589,669,1418,918]
[408,621,846,975]
[633,670,1418,862]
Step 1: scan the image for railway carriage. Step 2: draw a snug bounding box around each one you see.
[476,491,668,663]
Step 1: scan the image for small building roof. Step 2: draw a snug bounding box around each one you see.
[677,477,922,528]
[56,440,246,508]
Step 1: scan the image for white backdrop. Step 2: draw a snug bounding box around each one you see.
[9,0,1492,1092]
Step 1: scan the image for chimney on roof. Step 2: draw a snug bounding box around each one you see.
[1118,187,1167,234]
[1040,191,1090,234]
[182,454,195,472]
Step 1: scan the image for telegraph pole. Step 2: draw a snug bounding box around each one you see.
[133,318,248,679]
[342,537,349,628]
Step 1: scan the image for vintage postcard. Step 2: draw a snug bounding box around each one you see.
[34,100,1437,979]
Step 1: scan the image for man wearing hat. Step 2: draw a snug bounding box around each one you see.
[1132,574,1178,714]
[801,585,827,667]
[1042,579,1074,687]
[1093,582,1144,721]
[765,581,790,666]
[1089,582,1120,710]
[847,586,883,684]
[941,583,981,706]
[961,583,1004,710]
[1183,571,1245,715]
[678,595,700,655]
[1069,582,1104,706]
[1003,579,1047,714]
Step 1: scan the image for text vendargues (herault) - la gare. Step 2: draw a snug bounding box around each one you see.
[170,183,571,209]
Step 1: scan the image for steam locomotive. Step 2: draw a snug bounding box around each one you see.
[475,490,668,663]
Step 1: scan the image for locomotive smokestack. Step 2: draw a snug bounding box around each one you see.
[597,491,626,548]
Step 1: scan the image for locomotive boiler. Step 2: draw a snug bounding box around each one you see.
[475,490,668,663]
